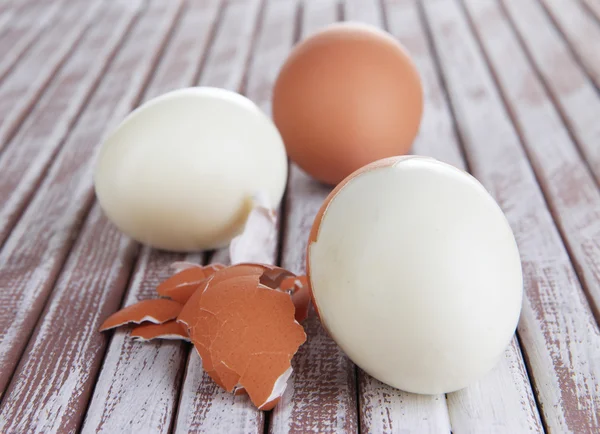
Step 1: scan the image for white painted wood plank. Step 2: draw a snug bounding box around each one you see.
[422,0,600,432]
[0,0,101,151]
[500,0,600,185]
[269,2,359,433]
[173,2,294,433]
[0,0,62,83]
[540,0,600,88]
[581,0,600,20]
[0,0,181,402]
[465,0,600,373]
[344,0,383,25]
[0,0,142,245]
[0,204,137,433]
[198,0,263,91]
[398,0,544,430]
[81,2,221,433]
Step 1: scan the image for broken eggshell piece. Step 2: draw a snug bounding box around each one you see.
[307,156,523,394]
[99,298,183,331]
[131,320,190,342]
[177,263,307,410]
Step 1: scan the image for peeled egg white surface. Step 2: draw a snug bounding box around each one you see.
[309,157,523,394]
[94,87,287,251]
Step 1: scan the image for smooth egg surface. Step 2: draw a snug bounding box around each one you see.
[94,87,288,251]
[273,23,423,185]
[308,156,523,394]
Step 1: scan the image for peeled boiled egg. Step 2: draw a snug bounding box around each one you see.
[307,156,523,394]
[94,87,287,251]
[272,23,423,185]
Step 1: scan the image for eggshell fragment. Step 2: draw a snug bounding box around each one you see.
[307,156,523,394]
[177,264,306,409]
[288,277,310,323]
[229,192,278,265]
[157,264,224,303]
[131,320,190,342]
[94,87,288,251]
[99,299,183,331]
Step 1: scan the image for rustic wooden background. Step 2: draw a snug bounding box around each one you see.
[0,0,599,432]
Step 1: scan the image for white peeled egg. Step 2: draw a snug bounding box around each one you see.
[307,156,523,394]
[94,87,288,251]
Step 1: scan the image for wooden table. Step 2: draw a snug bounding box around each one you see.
[0,0,599,432]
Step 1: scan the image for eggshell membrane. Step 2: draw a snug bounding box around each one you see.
[177,265,306,409]
[131,320,190,342]
[99,299,183,331]
[307,156,523,394]
[94,87,288,251]
[272,23,423,185]
[289,277,310,323]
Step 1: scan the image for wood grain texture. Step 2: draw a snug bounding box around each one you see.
[197,0,263,91]
[0,0,62,83]
[173,2,287,433]
[464,0,600,347]
[500,0,600,185]
[0,0,181,400]
[0,0,142,246]
[0,0,101,151]
[539,0,600,88]
[0,204,137,433]
[581,0,600,20]
[81,2,221,433]
[269,2,359,433]
[422,0,600,432]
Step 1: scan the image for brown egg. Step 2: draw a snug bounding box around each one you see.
[272,23,423,185]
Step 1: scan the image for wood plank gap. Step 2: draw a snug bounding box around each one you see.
[0,0,144,249]
[79,2,228,433]
[498,0,600,187]
[538,0,600,91]
[0,0,63,84]
[461,0,600,325]
[415,0,545,431]
[0,0,103,153]
[580,0,600,23]
[421,0,600,431]
[0,0,181,405]
[0,205,140,433]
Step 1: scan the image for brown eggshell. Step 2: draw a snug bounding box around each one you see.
[179,265,306,409]
[131,320,190,342]
[99,299,183,331]
[157,264,225,303]
[290,277,310,323]
[273,23,423,185]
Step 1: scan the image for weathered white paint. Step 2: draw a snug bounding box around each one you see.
[0,0,179,404]
[0,0,101,150]
[501,0,600,185]
[82,1,222,433]
[422,0,600,432]
[0,205,137,433]
[539,0,600,88]
[0,0,62,83]
[0,0,142,244]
